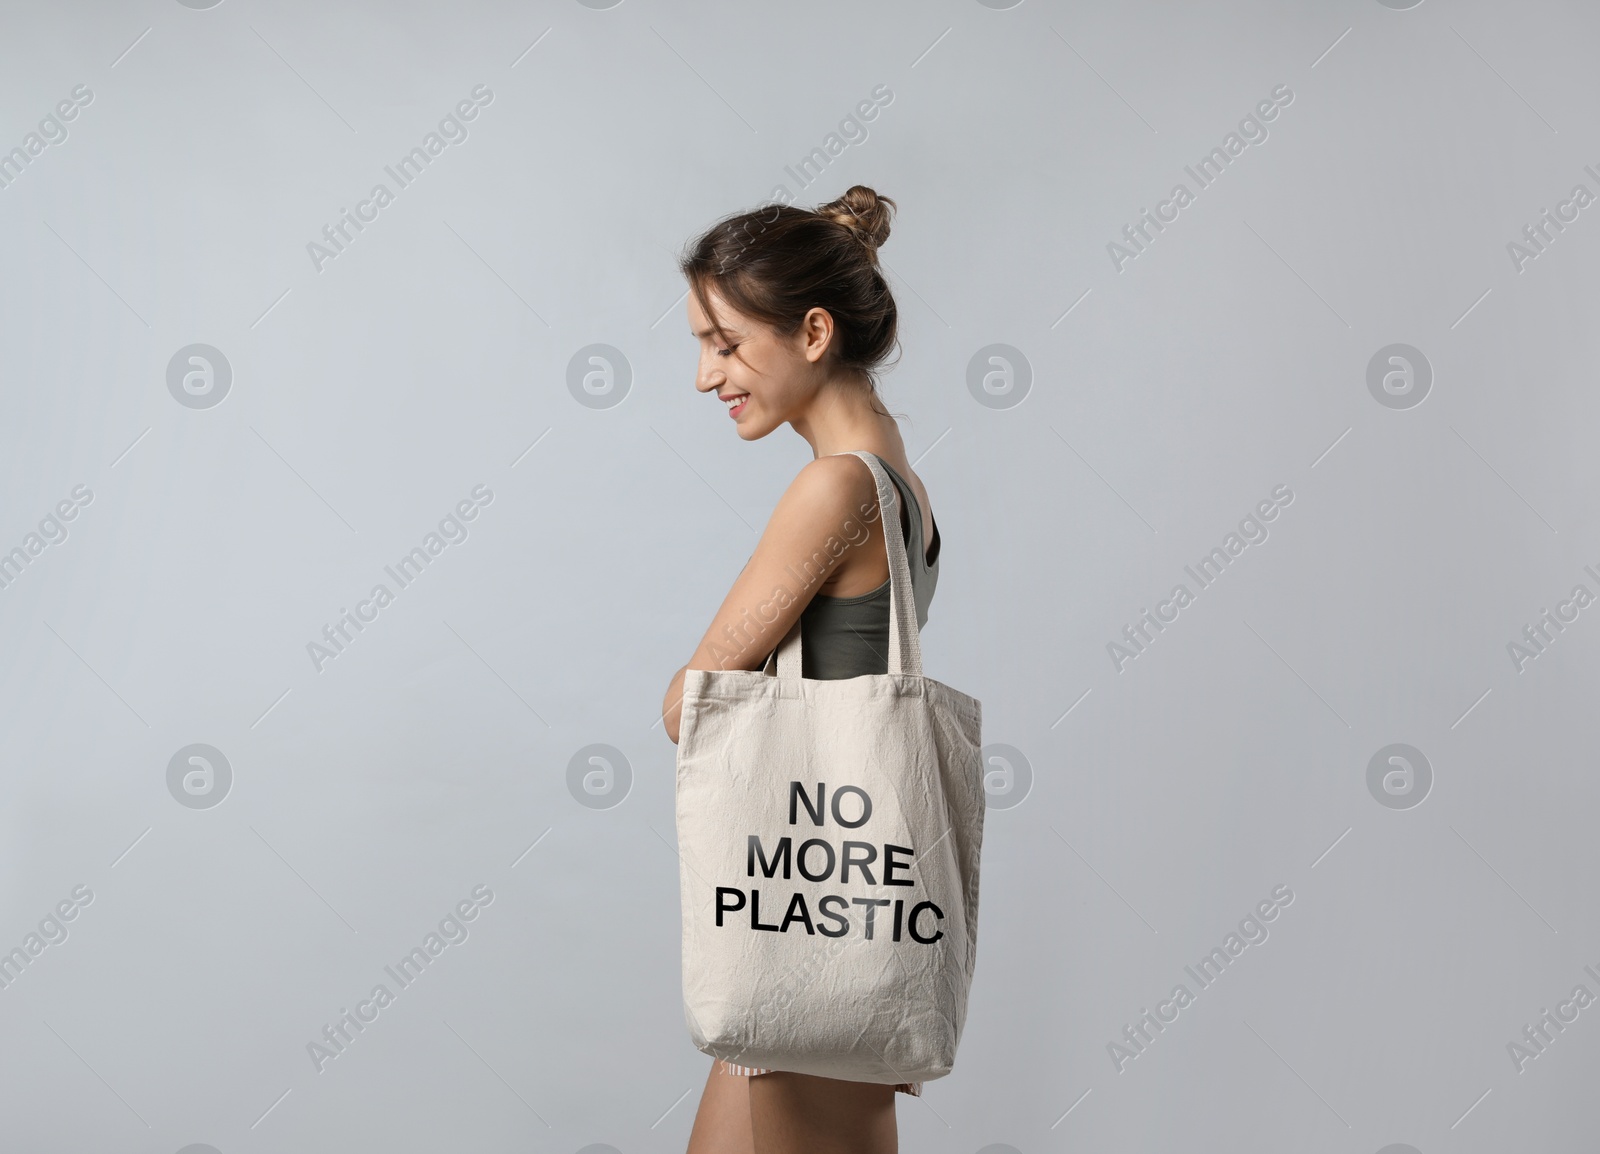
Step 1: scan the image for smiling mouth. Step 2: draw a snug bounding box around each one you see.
[722,393,749,418]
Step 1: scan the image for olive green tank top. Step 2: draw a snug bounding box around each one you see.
[794,456,941,680]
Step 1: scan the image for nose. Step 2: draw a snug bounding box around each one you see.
[696,352,724,394]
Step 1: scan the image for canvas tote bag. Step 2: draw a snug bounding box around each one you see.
[674,450,985,1084]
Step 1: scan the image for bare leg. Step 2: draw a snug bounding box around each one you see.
[748,1071,897,1154]
[686,1059,756,1154]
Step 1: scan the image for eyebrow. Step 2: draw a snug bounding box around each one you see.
[690,326,738,339]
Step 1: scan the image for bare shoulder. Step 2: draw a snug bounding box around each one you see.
[780,454,878,519]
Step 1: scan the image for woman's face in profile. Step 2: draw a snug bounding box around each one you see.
[689,287,820,441]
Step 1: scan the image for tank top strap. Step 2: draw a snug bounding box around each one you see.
[876,458,932,571]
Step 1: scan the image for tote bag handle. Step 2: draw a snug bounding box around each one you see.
[762,450,924,680]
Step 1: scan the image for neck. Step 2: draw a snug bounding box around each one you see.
[791,374,901,459]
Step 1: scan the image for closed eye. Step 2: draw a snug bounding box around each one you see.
[716,346,738,357]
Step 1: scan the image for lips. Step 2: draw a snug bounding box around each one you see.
[722,393,749,418]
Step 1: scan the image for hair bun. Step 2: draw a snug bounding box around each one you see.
[817,185,895,259]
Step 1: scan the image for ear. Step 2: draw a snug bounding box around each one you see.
[798,306,837,365]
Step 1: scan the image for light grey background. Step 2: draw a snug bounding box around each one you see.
[1,0,1596,1151]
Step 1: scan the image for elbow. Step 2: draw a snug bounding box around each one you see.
[663,666,688,745]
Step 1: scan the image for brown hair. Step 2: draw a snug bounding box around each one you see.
[680,185,901,416]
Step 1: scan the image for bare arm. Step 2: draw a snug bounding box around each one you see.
[661,455,882,743]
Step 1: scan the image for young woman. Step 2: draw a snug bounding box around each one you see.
[661,185,941,1154]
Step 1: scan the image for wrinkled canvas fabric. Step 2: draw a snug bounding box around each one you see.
[675,451,985,1084]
